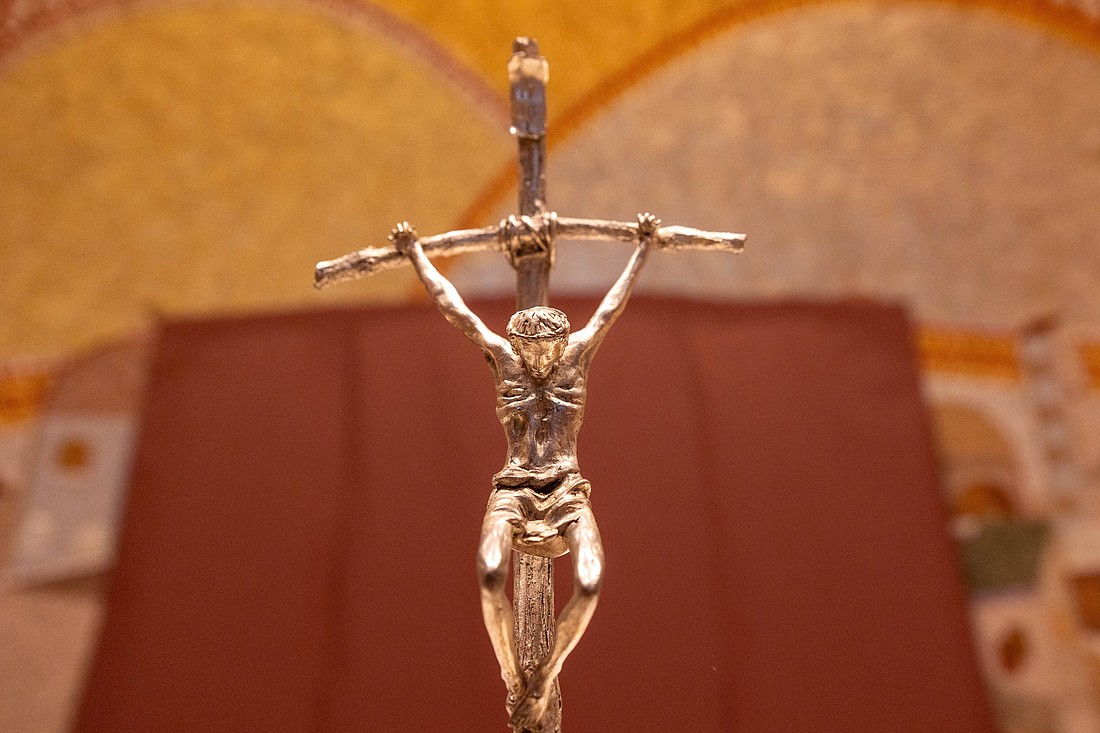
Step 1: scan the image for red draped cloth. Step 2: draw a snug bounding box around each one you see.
[76,298,995,732]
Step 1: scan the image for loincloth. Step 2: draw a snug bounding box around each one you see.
[486,471,591,559]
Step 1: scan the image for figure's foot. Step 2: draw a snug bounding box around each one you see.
[503,668,525,719]
[509,673,552,732]
[505,688,519,719]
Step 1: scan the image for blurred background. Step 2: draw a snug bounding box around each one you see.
[2,0,1100,731]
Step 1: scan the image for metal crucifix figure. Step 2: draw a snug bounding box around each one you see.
[315,38,744,733]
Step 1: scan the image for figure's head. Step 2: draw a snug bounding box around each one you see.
[507,306,570,379]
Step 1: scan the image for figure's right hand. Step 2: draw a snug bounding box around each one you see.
[389,221,418,256]
[636,212,661,246]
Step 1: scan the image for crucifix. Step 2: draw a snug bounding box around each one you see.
[315,37,745,733]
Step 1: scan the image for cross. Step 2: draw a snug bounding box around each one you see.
[315,37,744,733]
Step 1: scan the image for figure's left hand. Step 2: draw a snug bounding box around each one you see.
[388,221,418,256]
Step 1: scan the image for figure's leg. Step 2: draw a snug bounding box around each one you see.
[511,506,603,728]
[478,510,523,696]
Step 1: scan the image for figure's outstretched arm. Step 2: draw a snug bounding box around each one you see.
[391,222,509,356]
[571,213,658,356]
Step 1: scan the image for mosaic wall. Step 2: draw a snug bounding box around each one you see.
[4,1,1100,732]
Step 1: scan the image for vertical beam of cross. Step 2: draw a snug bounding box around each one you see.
[507,36,562,733]
[509,36,551,309]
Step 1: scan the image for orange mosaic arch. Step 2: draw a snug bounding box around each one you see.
[917,327,1022,382]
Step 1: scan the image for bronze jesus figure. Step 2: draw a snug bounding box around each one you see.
[391,213,657,728]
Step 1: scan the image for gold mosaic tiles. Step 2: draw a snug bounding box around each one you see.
[0,5,510,356]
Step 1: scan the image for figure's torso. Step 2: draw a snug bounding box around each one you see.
[492,351,587,485]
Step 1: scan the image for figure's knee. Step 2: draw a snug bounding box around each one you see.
[573,553,603,599]
[478,558,508,594]
[478,516,516,593]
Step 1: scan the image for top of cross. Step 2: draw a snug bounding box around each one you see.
[314,36,744,303]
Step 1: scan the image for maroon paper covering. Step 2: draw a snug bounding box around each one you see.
[76,298,995,732]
